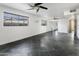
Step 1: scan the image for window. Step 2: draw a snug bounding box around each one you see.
[4,12,29,26]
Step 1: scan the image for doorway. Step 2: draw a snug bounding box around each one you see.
[68,15,75,33]
[68,19,75,33]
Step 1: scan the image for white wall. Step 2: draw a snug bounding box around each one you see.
[58,19,68,33]
[0,5,48,45]
[40,25,47,33]
[77,15,79,38]
[39,20,58,33]
[39,19,47,33]
[47,21,57,31]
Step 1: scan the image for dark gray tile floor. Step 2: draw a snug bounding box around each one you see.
[0,31,79,56]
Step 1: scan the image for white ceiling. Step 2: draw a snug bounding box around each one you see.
[43,3,79,18]
[1,3,79,18]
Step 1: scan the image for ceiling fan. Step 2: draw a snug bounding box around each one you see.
[28,3,48,12]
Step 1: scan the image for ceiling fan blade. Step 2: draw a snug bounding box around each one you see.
[36,8,40,12]
[39,6,48,10]
[34,3,43,6]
